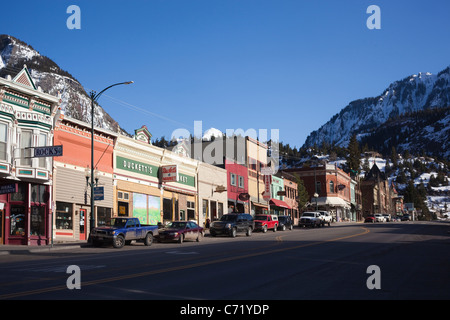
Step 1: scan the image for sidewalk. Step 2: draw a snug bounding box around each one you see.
[0,241,89,255]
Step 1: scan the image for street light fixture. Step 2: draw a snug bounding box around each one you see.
[89,81,133,235]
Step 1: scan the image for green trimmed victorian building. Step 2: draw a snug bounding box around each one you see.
[0,66,61,245]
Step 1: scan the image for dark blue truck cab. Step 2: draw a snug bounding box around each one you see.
[90,217,159,248]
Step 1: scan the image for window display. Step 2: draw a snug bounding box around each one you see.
[56,202,73,230]
[10,205,25,236]
[30,206,45,236]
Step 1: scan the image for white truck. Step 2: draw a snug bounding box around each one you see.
[318,211,332,226]
[298,212,323,228]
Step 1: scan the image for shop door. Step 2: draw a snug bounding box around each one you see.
[79,209,86,240]
[0,210,3,245]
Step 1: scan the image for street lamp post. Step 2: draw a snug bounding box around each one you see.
[89,81,133,235]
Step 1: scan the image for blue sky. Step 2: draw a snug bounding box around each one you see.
[2,0,450,148]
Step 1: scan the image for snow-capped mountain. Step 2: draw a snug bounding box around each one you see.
[0,34,121,133]
[303,66,450,158]
[202,127,224,141]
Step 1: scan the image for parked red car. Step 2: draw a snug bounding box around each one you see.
[157,221,204,243]
[254,214,279,232]
[364,215,376,223]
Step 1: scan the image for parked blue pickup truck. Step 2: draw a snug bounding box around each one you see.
[90,217,159,248]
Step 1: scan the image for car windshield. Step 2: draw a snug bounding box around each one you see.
[278,216,287,222]
[167,222,187,229]
[302,213,315,217]
[220,215,238,221]
[110,218,128,228]
[254,215,268,221]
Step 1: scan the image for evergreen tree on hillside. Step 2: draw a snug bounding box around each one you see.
[346,134,361,174]
[295,176,310,212]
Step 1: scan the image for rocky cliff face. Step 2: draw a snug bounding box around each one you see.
[303,66,450,158]
[0,34,121,132]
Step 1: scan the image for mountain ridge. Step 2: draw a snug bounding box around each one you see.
[302,65,450,159]
[0,34,122,133]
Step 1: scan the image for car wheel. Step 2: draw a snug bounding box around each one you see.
[290,224,293,230]
[246,227,252,236]
[282,225,286,231]
[144,233,153,246]
[113,235,125,248]
[263,225,268,233]
[196,232,203,242]
[273,224,277,232]
[178,234,184,244]
[231,228,237,238]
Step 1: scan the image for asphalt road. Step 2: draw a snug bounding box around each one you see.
[0,221,449,303]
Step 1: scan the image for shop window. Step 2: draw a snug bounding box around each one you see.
[163,198,172,222]
[118,191,129,201]
[38,133,47,168]
[329,181,335,193]
[31,184,47,203]
[202,199,209,218]
[20,130,32,166]
[315,181,321,195]
[238,176,244,188]
[97,207,112,226]
[30,206,45,236]
[230,173,236,186]
[218,202,223,218]
[118,201,129,216]
[10,183,27,202]
[0,122,7,161]
[56,202,73,230]
[10,205,25,236]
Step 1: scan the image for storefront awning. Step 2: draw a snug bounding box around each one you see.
[313,196,350,208]
[269,198,291,209]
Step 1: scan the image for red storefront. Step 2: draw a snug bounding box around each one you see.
[0,183,51,245]
[0,66,60,246]
[225,159,249,213]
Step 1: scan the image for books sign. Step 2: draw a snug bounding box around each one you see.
[34,145,63,158]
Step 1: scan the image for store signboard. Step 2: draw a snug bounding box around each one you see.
[116,156,158,178]
[263,175,271,201]
[0,184,16,194]
[162,165,178,182]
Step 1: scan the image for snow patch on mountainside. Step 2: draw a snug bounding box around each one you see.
[303,66,450,158]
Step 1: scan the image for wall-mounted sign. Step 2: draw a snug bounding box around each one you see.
[34,145,63,157]
[0,184,17,194]
[162,165,178,182]
[93,186,104,201]
[263,175,271,201]
[116,156,158,178]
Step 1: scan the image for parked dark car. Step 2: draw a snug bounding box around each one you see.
[277,215,294,231]
[209,213,254,237]
[401,214,411,221]
[364,215,376,223]
[157,221,203,243]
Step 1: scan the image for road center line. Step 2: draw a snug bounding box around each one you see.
[0,227,370,299]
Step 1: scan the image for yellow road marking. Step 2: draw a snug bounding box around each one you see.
[0,227,370,299]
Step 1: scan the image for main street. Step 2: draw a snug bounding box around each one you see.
[0,222,449,302]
